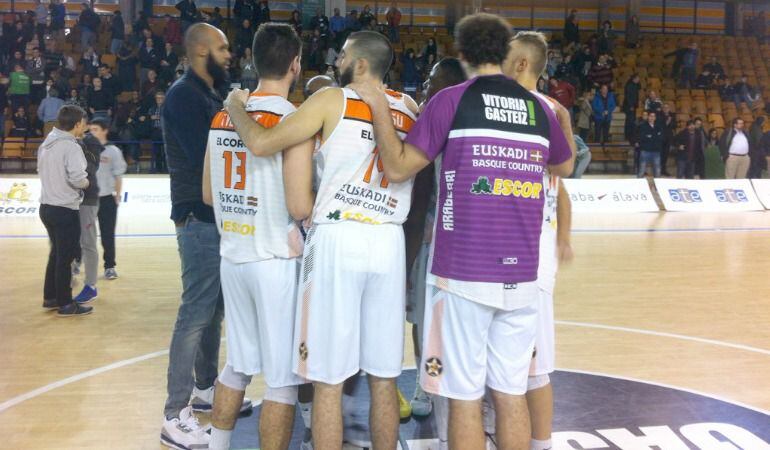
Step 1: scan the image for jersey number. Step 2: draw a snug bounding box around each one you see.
[363,147,389,188]
[222,151,246,190]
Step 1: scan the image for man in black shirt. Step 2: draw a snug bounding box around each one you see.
[636,110,664,177]
[309,7,330,38]
[87,77,113,119]
[159,23,250,450]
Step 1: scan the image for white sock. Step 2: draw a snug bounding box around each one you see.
[342,393,355,414]
[298,401,312,429]
[531,438,552,450]
[209,426,232,450]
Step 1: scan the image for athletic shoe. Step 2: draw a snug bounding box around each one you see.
[43,299,59,310]
[410,384,433,417]
[57,303,93,317]
[160,406,210,450]
[72,260,81,276]
[190,385,253,414]
[300,428,313,450]
[342,422,371,448]
[397,387,412,419]
[74,285,98,304]
[105,268,118,280]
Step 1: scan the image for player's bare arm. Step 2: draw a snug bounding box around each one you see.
[351,82,430,183]
[224,87,343,158]
[548,101,576,178]
[282,138,315,221]
[556,179,573,264]
[202,144,213,206]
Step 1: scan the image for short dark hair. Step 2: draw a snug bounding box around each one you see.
[252,23,303,80]
[347,31,393,81]
[89,117,110,130]
[57,105,87,131]
[434,57,466,87]
[455,13,512,67]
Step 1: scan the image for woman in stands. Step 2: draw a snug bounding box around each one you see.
[65,88,87,110]
[704,128,724,179]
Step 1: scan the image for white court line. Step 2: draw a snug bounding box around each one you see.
[2,324,770,415]
[555,320,770,356]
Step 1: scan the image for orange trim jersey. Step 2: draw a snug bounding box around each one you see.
[209,93,304,263]
[312,88,417,225]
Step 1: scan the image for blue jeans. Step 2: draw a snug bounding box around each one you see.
[110,38,123,55]
[572,151,592,178]
[638,150,661,178]
[81,28,96,49]
[164,216,224,418]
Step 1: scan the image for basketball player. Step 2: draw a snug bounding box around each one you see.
[351,13,574,450]
[201,24,314,450]
[223,31,418,450]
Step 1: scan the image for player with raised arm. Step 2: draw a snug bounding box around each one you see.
[351,13,575,450]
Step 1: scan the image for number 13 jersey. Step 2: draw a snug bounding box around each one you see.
[209,92,304,264]
[312,88,417,226]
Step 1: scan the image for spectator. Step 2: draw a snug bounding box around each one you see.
[572,135,592,178]
[704,56,725,80]
[99,65,120,99]
[359,5,376,30]
[141,27,165,53]
[325,42,340,78]
[164,15,183,47]
[147,90,166,173]
[8,64,31,111]
[598,20,616,55]
[176,55,190,74]
[235,19,253,57]
[554,53,575,80]
[114,91,142,170]
[346,10,362,32]
[254,1,271,26]
[78,73,94,102]
[733,75,761,109]
[117,43,138,93]
[564,9,580,46]
[176,0,199,32]
[626,15,641,48]
[679,42,698,88]
[239,47,258,91]
[65,88,87,109]
[9,21,28,57]
[81,46,101,78]
[34,0,48,50]
[536,76,548,94]
[9,106,32,138]
[545,50,559,78]
[644,90,663,115]
[49,0,66,42]
[420,38,438,73]
[587,53,613,89]
[748,116,766,178]
[657,103,676,176]
[38,88,65,135]
[674,120,703,179]
[48,72,69,100]
[720,118,750,178]
[27,47,46,102]
[160,42,179,86]
[636,110,663,177]
[693,117,709,178]
[0,80,6,137]
[310,8,330,38]
[289,10,303,36]
[43,42,65,75]
[133,12,150,45]
[592,84,616,145]
[576,90,594,141]
[7,50,26,74]
[308,29,325,73]
[386,2,402,43]
[88,77,113,120]
[695,69,714,90]
[110,11,125,55]
[139,37,161,88]
[548,77,576,111]
[704,128,724,179]
[208,7,224,29]
[78,3,101,51]
[233,0,254,24]
[141,69,160,107]
[664,45,687,81]
[760,128,770,177]
[401,48,421,98]
[330,8,346,36]
[623,74,642,140]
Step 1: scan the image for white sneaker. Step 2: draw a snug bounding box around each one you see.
[190,385,253,414]
[160,406,210,450]
[410,383,433,417]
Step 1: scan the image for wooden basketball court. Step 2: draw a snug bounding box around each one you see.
[2,211,769,448]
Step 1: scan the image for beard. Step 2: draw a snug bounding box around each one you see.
[338,65,354,87]
[207,54,229,86]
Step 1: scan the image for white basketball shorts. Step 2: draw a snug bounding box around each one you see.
[406,242,430,328]
[293,221,406,384]
[420,286,537,400]
[220,257,304,388]
[529,287,555,377]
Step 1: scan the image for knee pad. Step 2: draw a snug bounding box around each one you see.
[527,374,551,392]
[218,364,252,391]
[264,386,298,406]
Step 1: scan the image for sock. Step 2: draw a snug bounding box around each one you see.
[209,426,233,450]
[299,401,312,429]
[531,438,552,450]
[342,393,355,415]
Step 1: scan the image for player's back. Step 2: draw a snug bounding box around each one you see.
[312,87,416,226]
[209,93,303,263]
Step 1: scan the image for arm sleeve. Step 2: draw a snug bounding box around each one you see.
[404,89,458,161]
[162,87,210,170]
[65,143,89,188]
[541,100,572,166]
[111,146,128,176]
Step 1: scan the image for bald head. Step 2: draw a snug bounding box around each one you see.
[506,31,548,83]
[184,23,226,57]
[184,23,231,84]
[304,75,337,99]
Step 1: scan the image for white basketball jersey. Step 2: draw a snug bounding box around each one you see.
[209,93,303,264]
[312,87,417,225]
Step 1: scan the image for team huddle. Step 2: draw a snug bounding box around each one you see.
[198,12,575,450]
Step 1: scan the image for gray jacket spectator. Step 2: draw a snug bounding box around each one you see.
[38,127,89,209]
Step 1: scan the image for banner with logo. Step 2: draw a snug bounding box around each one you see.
[0,176,174,236]
[561,178,660,213]
[751,179,770,210]
[654,178,764,212]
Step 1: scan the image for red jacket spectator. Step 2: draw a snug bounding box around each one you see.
[588,56,614,88]
[164,16,182,46]
[548,78,576,108]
